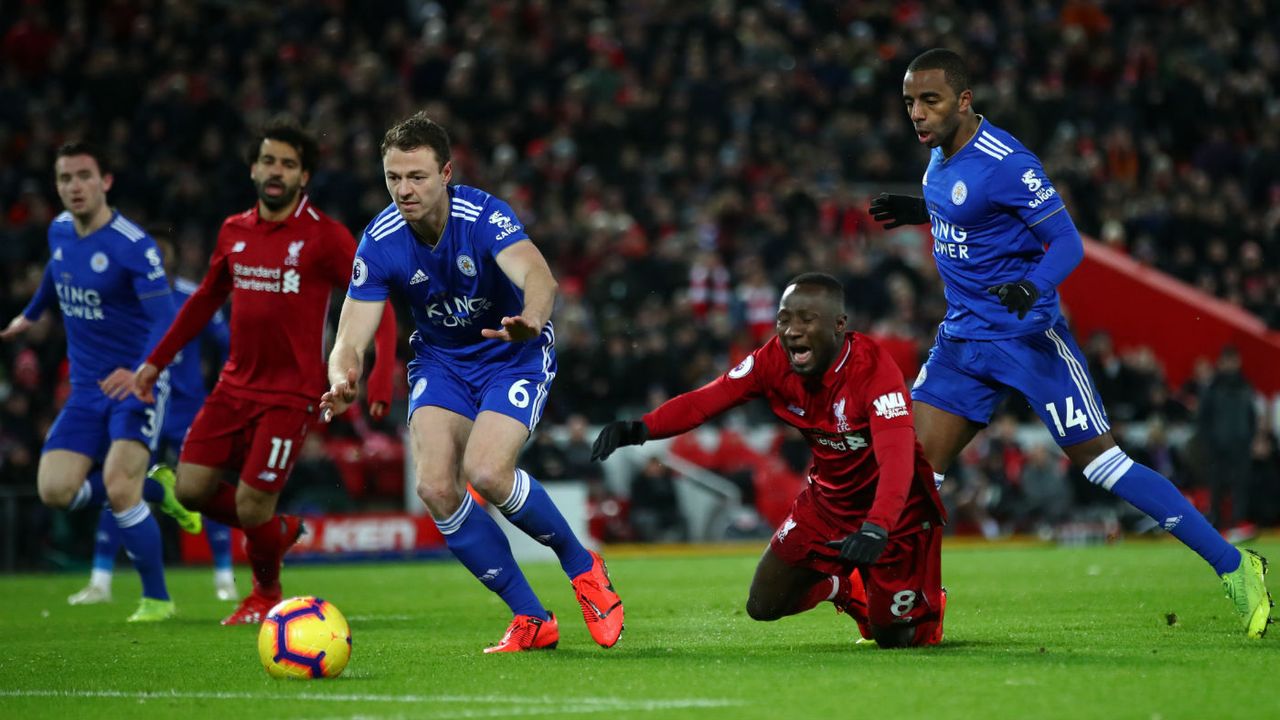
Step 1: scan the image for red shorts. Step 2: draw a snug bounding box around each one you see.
[769,486,944,633]
[180,386,316,493]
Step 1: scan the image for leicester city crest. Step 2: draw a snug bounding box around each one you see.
[950,180,968,205]
[456,254,477,277]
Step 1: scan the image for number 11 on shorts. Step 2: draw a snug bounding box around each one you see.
[1045,396,1088,437]
[267,437,293,469]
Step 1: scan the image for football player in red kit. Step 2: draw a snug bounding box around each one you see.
[133,118,398,625]
[592,272,947,648]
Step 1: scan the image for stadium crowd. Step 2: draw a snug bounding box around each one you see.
[2,1,1279,565]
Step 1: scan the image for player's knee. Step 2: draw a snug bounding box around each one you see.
[235,492,273,527]
[869,623,917,649]
[37,480,77,509]
[745,594,784,622]
[461,462,510,501]
[415,475,464,518]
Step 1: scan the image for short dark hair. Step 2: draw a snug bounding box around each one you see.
[907,48,970,96]
[248,116,318,172]
[381,111,452,169]
[55,141,110,176]
[787,272,846,308]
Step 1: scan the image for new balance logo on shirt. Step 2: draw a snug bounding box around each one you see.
[410,269,429,285]
[873,392,908,420]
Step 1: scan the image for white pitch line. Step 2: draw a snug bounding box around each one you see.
[0,689,740,712]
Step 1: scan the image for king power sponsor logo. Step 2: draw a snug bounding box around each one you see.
[873,392,908,420]
[54,283,105,320]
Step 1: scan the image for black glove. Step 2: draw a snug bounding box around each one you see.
[987,279,1040,320]
[824,522,889,566]
[869,193,929,229]
[590,420,650,462]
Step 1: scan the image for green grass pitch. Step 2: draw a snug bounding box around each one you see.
[1,539,1277,720]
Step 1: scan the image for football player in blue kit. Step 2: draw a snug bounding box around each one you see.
[0,143,195,622]
[870,48,1271,638]
[68,234,238,606]
[320,112,624,653]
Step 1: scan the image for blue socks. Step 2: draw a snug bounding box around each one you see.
[206,519,233,571]
[67,469,107,510]
[113,501,170,600]
[142,476,165,504]
[1085,447,1241,575]
[435,493,546,619]
[93,506,122,572]
[499,469,593,579]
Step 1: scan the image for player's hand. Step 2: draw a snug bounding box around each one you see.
[321,367,359,422]
[987,279,1040,320]
[132,362,159,403]
[824,522,889,566]
[590,420,650,462]
[869,193,929,229]
[100,367,137,401]
[369,401,389,420]
[0,315,32,341]
[481,315,542,343]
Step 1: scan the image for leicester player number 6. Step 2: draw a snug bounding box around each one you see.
[508,379,531,409]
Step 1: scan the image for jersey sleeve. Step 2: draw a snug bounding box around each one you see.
[148,225,234,370]
[121,235,172,301]
[475,196,530,258]
[347,229,393,302]
[988,150,1067,228]
[22,263,56,320]
[642,347,770,439]
[861,343,919,531]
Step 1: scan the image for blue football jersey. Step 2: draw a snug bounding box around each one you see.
[922,118,1068,339]
[47,211,173,386]
[166,277,229,411]
[348,185,534,362]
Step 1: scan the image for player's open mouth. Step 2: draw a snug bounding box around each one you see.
[787,346,813,365]
[264,182,285,195]
[916,129,931,143]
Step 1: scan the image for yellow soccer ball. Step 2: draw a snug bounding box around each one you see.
[257,596,352,679]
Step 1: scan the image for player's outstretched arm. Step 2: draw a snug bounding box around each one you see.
[323,296,385,422]
[484,240,557,343]
[869,193,930,228]
[591,421,650,462]
[3,263,56,341]
[0,315,33,342]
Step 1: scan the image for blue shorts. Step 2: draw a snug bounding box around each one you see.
[157,397,201,458]
[912,321,1110,447]
[406,329,556,432]
[44,372,171,459]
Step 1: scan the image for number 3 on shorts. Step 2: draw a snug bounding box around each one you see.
[508,379,531,409]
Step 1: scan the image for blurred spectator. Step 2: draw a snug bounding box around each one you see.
[1196,347,1257,530]
[629,457,687,543]
[279,433,350,515]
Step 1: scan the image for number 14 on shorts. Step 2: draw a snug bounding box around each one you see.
[1045,396,1088,437]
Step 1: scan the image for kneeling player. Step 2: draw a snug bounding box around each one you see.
[592,273,946,647]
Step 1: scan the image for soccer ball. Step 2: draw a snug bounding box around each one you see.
[257,596,352,679]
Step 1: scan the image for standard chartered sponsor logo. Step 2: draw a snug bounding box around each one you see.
[231,263,299,293]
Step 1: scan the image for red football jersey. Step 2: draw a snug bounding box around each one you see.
[643,332,945,533]
[149,197,392,409]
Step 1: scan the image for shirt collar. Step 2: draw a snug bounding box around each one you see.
[821,336,854,387]
[253,194,312,228]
